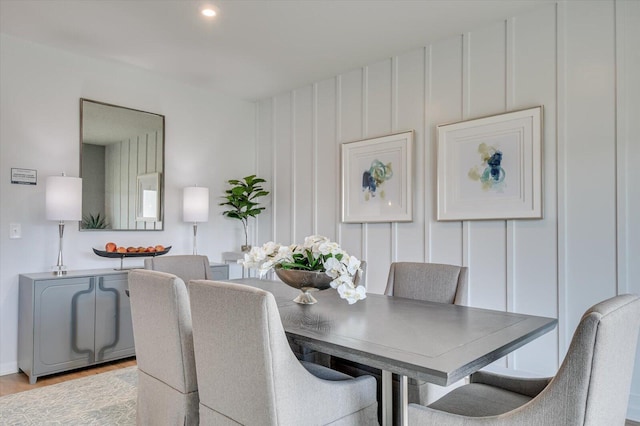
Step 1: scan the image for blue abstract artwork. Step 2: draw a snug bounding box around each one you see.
[468,143,505,191]
[362,159,393,201]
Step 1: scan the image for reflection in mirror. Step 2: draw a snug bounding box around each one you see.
[80,99,164,231]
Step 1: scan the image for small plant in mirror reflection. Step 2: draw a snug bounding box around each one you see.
[82,213,109,229]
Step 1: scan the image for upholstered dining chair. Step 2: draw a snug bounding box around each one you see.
[409,293,640,425]
[128,269,199,426]
[384,262,468,405]
[331,261,468,423]
[384,261,468,305]
[144,254,211,285]
[188,279,379,425]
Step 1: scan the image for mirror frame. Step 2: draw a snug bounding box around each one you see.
[79,98,165,231]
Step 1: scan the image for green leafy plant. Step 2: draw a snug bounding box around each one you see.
[219,175,269,250]
[81,213,109,229]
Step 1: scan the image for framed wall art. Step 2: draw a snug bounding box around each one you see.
[136,172,161,222]
[437,106,543,221]
[341,131,413,223]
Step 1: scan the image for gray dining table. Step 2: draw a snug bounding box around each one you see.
[232,278,557,426]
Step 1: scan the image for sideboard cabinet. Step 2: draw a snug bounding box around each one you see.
[18,269,134,384]
[19,263,229,383]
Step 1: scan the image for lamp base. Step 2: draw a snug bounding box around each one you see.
[52,265,68,276]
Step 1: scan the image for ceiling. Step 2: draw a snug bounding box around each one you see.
[0,0,553,101]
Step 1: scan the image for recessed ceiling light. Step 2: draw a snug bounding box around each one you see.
[201,8,216,17]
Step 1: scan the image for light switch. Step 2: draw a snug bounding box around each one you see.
[10,223,21,239]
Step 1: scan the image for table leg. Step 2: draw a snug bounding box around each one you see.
[398,374,408,426]
[381,370,393,426]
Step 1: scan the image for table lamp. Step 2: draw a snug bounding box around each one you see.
[46,174,82,275]
[183,186,209,255]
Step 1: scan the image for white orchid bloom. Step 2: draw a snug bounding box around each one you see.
[263,241,280,256]
[241,248,261,268]
[259,259,277,278]
[337,283,367,304]
[318,241,341,256]
[303,235,327,250]
[343,255,361,276]
[332,273,354,289]
[323,257,344,279]
[247,235,366,304]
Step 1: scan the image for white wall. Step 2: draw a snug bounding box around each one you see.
[255,1,640,419]
[0,34,257,374]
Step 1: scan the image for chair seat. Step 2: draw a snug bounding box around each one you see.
[302,361,356,381]
[427,383,534,417]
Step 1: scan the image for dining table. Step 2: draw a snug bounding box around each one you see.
[232,278,557,426]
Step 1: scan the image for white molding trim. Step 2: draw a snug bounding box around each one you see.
[628,392,640,422]
[0,362,18,377]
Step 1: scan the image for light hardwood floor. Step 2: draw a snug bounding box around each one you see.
[0,357,136,397]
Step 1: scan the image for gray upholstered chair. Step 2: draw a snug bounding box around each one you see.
[128,269,199,426]
[188,279,379,425]
[385,262,469,403]
[409,294,640,425]
[332,261,468,422]
[386,262,468,404]
[384,261,468,305]
[144,254,211,285]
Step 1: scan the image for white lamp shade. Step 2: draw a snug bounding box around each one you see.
[183,186,209,222]
[46,176,82,221]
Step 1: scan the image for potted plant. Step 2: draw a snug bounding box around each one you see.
[220,175,269,252]
[81,212,109,229]
[241,235,366,304]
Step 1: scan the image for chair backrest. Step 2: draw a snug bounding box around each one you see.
[188,280,317,425]
[384,262,468,305]
[530,294,640,425]
[144,254,211,285]
[128,269,197,394]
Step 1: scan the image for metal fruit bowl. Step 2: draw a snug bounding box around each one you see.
[92,246,171,270]
[92,246,171,258]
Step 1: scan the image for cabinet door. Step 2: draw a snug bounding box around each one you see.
[211,264,229,280]
[33,277,96,375]
[94,274,135,361]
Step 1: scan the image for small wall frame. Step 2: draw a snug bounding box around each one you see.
[136,172,161,222]
[341,131,413,223]
[437,106,543,221]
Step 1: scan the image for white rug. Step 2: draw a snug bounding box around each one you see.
[0,367,137,425]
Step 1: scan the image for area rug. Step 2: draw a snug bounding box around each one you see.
[0,366,137,425]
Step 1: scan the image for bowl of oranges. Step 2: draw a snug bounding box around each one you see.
[93,243,171,258]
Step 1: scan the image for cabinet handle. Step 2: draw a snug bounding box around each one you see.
[71,279,95,363]
[96,277,120,360]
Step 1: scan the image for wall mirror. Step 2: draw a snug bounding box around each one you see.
[80,99,164,231]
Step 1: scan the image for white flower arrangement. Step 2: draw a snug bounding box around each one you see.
[241,235,367,304]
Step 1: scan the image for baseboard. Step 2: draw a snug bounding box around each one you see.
[628,392,640,422]
[0,361,18,377]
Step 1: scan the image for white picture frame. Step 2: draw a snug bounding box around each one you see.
[437,106,543,221]
[136,172,161,222]
[341,131,413,223]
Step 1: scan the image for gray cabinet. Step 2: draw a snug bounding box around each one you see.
[19,270,134,384]
[210,262,229,280]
